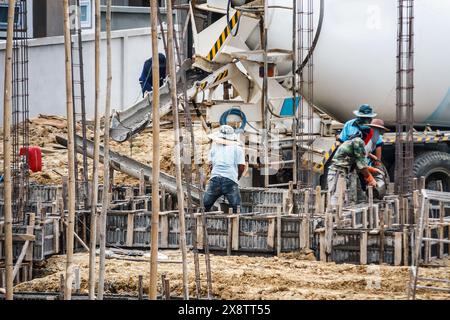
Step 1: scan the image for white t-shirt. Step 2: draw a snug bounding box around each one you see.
[208,142,245,183]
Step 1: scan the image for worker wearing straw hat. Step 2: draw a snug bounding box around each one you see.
[365,118,390,166]
[203,125,246,213]
[327,130,379,210]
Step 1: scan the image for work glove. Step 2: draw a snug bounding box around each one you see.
[367,166,382,175]
[365,173,377,187]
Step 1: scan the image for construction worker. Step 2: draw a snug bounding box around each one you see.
[339,104,381,150]
[203,125,246,213]
[365,118,389,165]
[139,53,166,97]
[327,130,381,210]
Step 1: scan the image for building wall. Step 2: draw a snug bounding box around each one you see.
[0,28,165,123]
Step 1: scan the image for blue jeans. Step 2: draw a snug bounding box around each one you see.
[203,176,241,213]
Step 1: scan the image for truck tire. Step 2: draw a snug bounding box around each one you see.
[413,151,450,191]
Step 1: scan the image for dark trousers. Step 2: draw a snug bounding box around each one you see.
[203,176,241,213]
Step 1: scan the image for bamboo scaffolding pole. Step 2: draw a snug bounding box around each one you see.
[62,0,77,300]
[166,0,189,300]
[170,5,201,298]
[97,0,112,300]
[89,0,101,300]
[149,0,161,301]
[2,0,16,301]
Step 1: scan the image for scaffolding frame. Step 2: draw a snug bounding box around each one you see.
[296,0,314,189]
[11,0,30,224]
[395,0,415,196]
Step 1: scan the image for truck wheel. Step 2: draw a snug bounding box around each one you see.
[413,151,450,191]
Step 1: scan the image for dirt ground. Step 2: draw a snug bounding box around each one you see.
[14,250,450,300]
[0,115,211,185]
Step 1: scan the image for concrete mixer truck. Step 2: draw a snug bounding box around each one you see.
[110,0,450,190]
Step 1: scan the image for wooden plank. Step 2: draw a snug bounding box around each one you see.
[267,217,276,251]
[337,176,345,219]
[362,208,368,229]
[276,208,281,256]
[379,206,384,264]
[373,204,379,229]
[351,210,356,228]
[196,216,203,250]
[231,215,240,251]
[159,214,169,249]
[325,211,333,255]
[227,216,232,256]
[403,228,409,266]
[139,169,145,196]
[368,186,373,228]
[394,232,402,266]
[319,231,326,262]
[315,186,321,215]
[126,213,135,247]
[0,234,35,242]
[360,231,368,265]
[25,213,36,261]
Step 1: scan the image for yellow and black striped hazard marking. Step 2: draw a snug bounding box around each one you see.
[314,142,340,173]
[199,81,208,90]
[206,11,241,62]
[213,70,229,84]
[198,70,229,91]
[385,135,450,144]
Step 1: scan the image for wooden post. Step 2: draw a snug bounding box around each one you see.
[149,0,161,301]
[2,0,16,301]
[368,186,373,229]
[314,186,321,215]
[126,213,134,247]
[379,205,384,264]
[360,231,368,265]
[166,0,189,300]
[89,0,101,301]
[403,227,409,266]
[139,169,145,196]
[437,180,444,259]
[227,209,232,255]
[394,231,402,266]
[337,176,345,219]
[138,275,144,300]
[276,207,282,256]
[98,0,112,300]
[63,0,77,300]
[362,208,368,229]
[13,214,35,279]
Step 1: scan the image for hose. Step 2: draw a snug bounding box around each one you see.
[220,108,247,132]
[227,0,242,37]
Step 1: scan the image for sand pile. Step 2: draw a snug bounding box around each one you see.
[14,251,450,300]
[1,115,211,185]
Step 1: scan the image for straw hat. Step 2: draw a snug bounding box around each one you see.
[369,119,390,131]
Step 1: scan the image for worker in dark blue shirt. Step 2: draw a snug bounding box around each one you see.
[139,53,167,97]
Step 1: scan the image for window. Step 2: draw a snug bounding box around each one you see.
[0,3,22,32]
[79,0,92,29]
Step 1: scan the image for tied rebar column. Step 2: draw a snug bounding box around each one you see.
[11,0,30,224]
[296,0,314,188]
[395,0,415,196]
[70,0,89,210]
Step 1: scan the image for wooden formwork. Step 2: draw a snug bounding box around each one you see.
[320,229,405,265]
[105,209,194,249]
[0,262,32,287]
